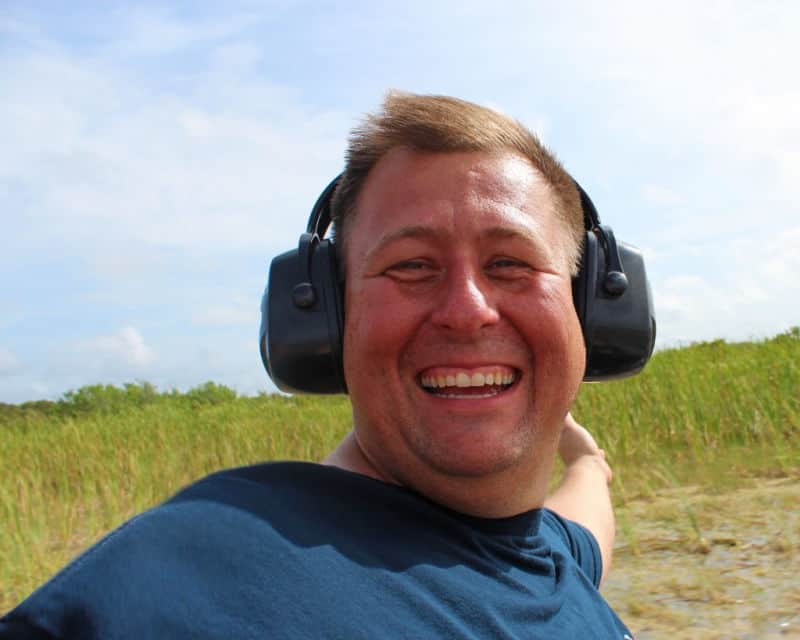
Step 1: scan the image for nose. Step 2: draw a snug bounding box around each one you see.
[429,267,500,334]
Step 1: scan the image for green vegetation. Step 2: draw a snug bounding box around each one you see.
[572,327,800,498]
[2,329,799,622]
[0,386,353,610]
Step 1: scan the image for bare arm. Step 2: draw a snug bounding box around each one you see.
[543,413,616,584]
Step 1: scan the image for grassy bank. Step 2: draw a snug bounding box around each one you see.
[2,330,799,619]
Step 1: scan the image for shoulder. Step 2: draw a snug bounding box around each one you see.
[0,462,329,639]
[540,508,603,587]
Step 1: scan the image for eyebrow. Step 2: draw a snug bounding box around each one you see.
[365,224,554,263]
[364,225,440,263]
[483,226,554,262]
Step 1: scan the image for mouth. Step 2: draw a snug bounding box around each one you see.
[418,365,519,399]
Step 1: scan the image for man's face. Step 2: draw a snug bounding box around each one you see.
[342,147,586,496]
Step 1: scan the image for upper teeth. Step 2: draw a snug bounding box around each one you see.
[420,370,516,389]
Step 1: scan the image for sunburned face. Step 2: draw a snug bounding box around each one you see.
[341,148,586,507]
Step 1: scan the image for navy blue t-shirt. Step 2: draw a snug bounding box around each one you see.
[1,462,632,639]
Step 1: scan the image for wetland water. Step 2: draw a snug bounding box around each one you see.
[602,478,799,639]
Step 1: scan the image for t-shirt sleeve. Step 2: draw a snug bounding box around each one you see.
[540,509,603,587]
[0,504,193,640]
[0,514,145,640]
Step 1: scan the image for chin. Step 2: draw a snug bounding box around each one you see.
[411,433,535,479]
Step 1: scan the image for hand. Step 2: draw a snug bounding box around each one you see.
[558,413,613,484]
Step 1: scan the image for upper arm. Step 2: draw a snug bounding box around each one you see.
[543,455,616,584]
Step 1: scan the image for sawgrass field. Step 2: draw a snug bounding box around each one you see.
[2,329,799,638]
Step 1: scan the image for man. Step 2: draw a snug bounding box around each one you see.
[0,93,632,638]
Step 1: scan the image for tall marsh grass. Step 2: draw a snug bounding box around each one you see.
[1,331,799,610]
[573,329,800,496]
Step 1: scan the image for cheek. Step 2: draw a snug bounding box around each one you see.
[508,280,585,371]
[343,283,426,376]
[544,298,586,393]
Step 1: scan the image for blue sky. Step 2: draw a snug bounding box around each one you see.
[2,1,798,402]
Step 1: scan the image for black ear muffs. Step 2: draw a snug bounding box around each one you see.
[259,178,346,394]
[572,184,656,381]
[260,175,656,393]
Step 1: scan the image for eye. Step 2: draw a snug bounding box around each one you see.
[484,257,538,282]
[383,260,438,282]
[488,258,523,269]
[486,257,531,273]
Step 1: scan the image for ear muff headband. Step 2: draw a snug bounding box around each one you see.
[261,174,655,393]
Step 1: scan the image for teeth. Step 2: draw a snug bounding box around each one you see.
[420,369,516,390]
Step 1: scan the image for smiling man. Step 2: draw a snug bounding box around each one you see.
[0,93,633,639]
[320,95,627,634]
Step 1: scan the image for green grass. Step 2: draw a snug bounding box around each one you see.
[572,329,800,498]
[1,329,799,612]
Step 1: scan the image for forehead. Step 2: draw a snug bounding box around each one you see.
[346,148,566,263]
[360,147,553,215]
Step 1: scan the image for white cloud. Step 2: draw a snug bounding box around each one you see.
[178,110,214,139]
[566,2,800,209]
[102,7,262,58]
[0,23,350,264]
[652,225,800,346]
[77,327,156,368]
[0,303,27,332]
[776,151,800,194]
[191,302,256,327]
[642,184,683,208]
[654,275,731,346]
[0,347,21,376]
[760,228,800,283]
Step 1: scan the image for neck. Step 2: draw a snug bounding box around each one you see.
[322,431,554,518]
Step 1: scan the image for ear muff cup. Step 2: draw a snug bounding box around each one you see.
[260,236,345,394]
[574,230,656,381]
[261,175,656,394]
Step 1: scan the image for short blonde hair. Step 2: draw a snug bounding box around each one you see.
[331,91,584,274]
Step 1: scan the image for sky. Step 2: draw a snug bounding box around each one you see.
[2,1,799,403]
